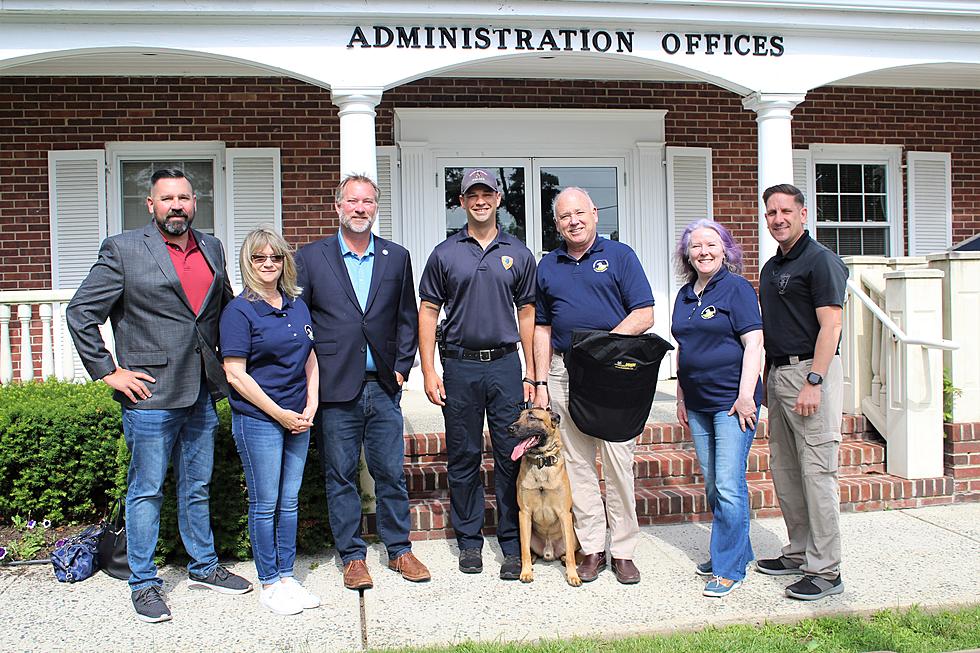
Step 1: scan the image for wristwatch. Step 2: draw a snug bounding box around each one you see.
[806,371,824,386]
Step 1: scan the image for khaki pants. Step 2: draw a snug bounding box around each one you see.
[547,353,640,559]
[767,355,843,579]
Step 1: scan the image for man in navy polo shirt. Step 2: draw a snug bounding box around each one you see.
[757,183,848,601]
[532,187,654,585]
[418,167,537,580]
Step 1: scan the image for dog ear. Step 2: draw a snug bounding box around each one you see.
[549,408,561,426]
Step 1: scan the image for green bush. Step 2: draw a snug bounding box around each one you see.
[0,380,332,561]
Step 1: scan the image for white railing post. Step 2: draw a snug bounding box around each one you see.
[927,252,980,423]
[0,304,11,383]
[58,302,76,381]
[841,256,890,414]
[882,268,945,478]
[17,304,34,381]
[39,303,54,379]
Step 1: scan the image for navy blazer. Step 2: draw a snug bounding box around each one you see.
[296,234,418,403]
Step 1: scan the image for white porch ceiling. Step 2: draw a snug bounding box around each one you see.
[4,52,980,91]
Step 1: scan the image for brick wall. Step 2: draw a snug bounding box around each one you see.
[1,76,979,292]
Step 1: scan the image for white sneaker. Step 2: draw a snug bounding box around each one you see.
[259,581,304,615]
[281,576,321,609]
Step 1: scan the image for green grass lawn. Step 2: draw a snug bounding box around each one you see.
[374,605,980,653]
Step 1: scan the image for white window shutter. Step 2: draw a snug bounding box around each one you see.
[793,149,813,211]
[666,147,712,282]
[376,146,400,241]
[226,148,282,285]
[908,151,952,255]
[48,150,108,290]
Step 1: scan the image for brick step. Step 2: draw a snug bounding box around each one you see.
[374,473,955,540]
[402,440,887,496]
[403,414,878,461]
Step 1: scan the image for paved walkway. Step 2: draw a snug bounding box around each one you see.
[2,503,978,652]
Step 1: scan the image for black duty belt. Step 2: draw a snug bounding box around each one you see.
[440,342,518,362]
[364,371,380,382]
[768,353,814,368]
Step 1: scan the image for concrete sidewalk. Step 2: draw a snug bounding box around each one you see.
[2,503,978,652]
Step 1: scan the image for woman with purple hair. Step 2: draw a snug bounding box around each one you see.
[670,219,763,597]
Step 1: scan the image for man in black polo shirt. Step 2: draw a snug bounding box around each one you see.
[757,183,848,601]
[418,168,537,580]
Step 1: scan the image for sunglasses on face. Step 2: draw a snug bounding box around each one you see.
[251,254,285,264]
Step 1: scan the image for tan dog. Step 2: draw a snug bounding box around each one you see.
[508,407,581,586]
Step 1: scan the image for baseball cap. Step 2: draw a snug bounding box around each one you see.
[460,168,500,194]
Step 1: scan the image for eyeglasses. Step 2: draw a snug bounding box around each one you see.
[250,254,285,265]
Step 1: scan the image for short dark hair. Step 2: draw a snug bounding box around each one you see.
[763,183,805,207]
[150,168,190,190]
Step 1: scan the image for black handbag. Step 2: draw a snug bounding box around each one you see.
[565,329,674,441]
[51,524,103,583]
[98,498,131,581]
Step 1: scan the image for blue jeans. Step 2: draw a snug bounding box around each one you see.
[121,384,219,590]
[688,408,758,581]
[318,381,411,563]
[232,412,310,584]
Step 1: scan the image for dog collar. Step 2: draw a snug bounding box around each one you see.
[529,453,559,469]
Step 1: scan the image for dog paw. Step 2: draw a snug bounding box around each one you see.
[520,571,534,583]
[567,575,582,587]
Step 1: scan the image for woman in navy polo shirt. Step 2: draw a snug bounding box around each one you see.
[671,219,763,598]
[220,227,318,616]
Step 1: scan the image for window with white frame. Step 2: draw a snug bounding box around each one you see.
[807,145,902,257]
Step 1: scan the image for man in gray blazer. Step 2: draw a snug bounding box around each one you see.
[67,169,251,623]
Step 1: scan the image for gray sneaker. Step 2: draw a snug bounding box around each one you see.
[785,574,844,600]
[187,565,253,594]
[458,548,483,574]
[695,560,713,577]
[132,586,172,623]
[499,555,521,580]
[755,556,803,576]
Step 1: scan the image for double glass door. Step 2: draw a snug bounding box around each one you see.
[439,158,624,258]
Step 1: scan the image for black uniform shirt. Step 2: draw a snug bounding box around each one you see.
[759,230,848,358]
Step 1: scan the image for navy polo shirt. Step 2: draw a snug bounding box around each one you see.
[670,266,763,413]
[535,236,654,353]
[418,226,536,349]
[219,292,315,421]
[759,231,848,358]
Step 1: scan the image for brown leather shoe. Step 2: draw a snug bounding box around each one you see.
[612,558,640,584]
[343,559,373,590]
[387,551,431,583]
[576,552,607,582]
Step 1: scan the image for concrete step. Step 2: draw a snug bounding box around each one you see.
[402,440,887,495]
[369,472,956,540]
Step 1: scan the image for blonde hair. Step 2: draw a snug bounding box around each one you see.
[239,227,302,301]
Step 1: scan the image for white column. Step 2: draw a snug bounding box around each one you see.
[17,304,33,381]
[0,304,12,383]
[742,93,806,270]
[331,88,384,183]
[39,303,53,379]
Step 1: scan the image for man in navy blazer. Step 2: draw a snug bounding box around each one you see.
[296,174,430,590]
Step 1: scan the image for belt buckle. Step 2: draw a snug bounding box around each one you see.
[789,355,801,365]
[479,349,492,362]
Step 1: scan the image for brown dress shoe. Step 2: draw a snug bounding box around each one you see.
[343,559,373,590]
[387,551,431,582]
[576,552,607,582]
[612,558,640,584]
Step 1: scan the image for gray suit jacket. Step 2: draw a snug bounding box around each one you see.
[67,222,234,409]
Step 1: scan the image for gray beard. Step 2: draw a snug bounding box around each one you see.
[159,215,190,235]
[341,215,374,234]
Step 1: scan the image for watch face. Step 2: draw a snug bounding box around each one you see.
[807,372,823,385]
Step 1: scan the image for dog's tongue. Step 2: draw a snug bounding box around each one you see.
[511,437,538,461]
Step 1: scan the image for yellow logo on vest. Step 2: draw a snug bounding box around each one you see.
[593,259,609,273]
[501,255,514,270]
[613,360,637,371]
[700,305,717,320]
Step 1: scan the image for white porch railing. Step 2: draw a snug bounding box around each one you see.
[841,256,962,479]
[0,290,114,384]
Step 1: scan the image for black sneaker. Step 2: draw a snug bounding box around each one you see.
[755,556,803,576]
[458,548,483,574]
[187,565,253,595]
[696,560,713,577]
[132,586,172,623]
[785,574,844,601]
[499,555,521,580]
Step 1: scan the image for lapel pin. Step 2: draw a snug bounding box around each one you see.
[382,249,389,256]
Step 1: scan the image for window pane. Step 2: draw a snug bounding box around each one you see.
[445,167,526,242]
[121,160,215,234]
[840,195,864,221]
[815,164,838,193]
[863,164,886,193]
[865,196,887,222]
[816,228,838,251]
[817,195,839,222]
[539,166,618,253]
[862,228,887,255]
[839,164,863,193]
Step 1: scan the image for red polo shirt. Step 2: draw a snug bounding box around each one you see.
[163,230,214,315]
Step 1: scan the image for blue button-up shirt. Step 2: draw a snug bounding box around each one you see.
[339,234,377,372]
